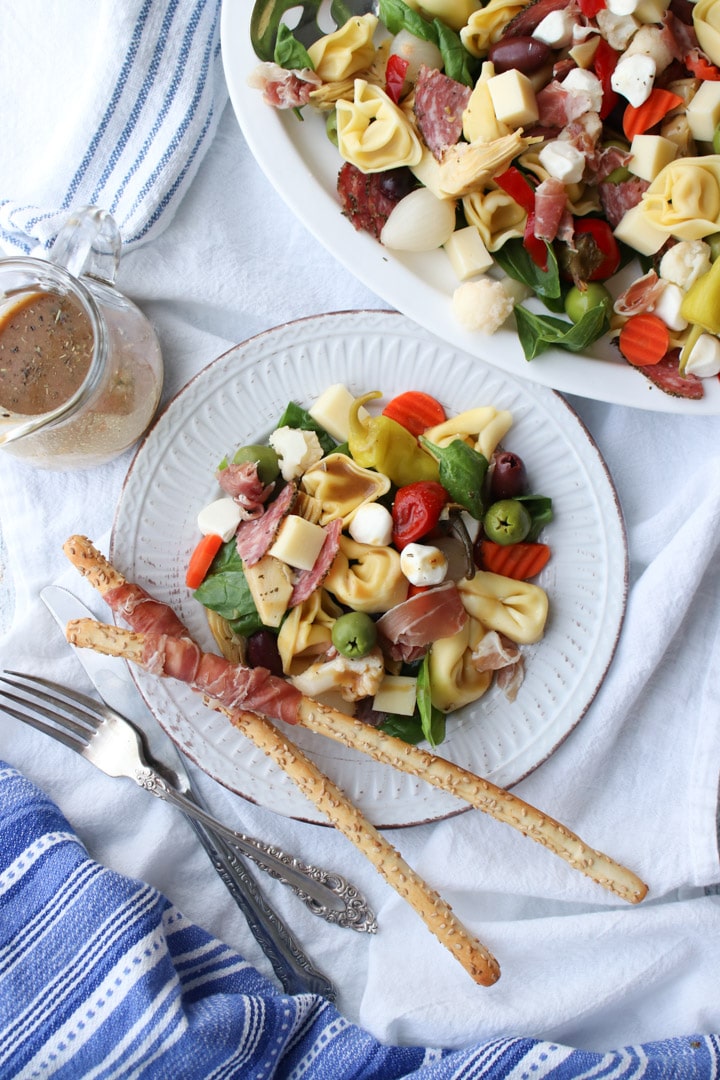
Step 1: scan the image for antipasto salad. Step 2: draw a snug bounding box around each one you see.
[187,385,552,747]
[248,0,720,399]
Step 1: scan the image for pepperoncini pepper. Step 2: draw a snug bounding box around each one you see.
[348,391,440,486]
[679,255,720,370]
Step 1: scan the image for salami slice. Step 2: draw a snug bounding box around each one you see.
[337,162,415,239]
[637,351,705,399]
[414,65,471,161]
[289,517,343,607]
[235,482,296,567]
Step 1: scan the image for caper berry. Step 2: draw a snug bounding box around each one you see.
[332,611,377,659]
[483,499,531,546]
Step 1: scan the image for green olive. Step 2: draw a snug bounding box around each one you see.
[231,443,280,484]
[713,123,720,155]
[564,282,613,325]
[331,611,377,659]
[483,499,531,546]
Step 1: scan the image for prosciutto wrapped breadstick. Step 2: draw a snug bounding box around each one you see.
[63,536,500,986]
[63,536,648,907]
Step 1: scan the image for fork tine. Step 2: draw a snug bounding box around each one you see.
[1,671,102,734]
[0,692,87,755]
[4,670,111,724]
[0,677,94,743]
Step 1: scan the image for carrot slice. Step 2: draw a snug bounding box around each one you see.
[622,88,684,141]
[478,540,551,580]
[382,391,446,437]
[618,313,670,366]
[186,533,223,589]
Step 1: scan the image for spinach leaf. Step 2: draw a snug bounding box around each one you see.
[193,539,264,636]
[516,494,553,541]
[417,654,446,747]
[514,304,610,361]
[275,401,337,455]
[379,0,436,39]
[493,238,565,311]
[379,713,426,744]
[419,435,488,519]
[274,23,314,70]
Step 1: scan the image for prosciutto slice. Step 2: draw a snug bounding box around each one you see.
[533,177,570,242]
[376,581,467,663]
[247,62,322,109]
[217,460,274,519]
[613,270,666,316]
[289,518,343,607]
[104,583,188,638]
[235,482,296,567]
[140,633,302,725]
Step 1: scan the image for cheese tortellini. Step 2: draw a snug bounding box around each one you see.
[324,535,408,613]
[460,0,533,56]
[429,617,493,712]
[423,406,513,461]
[457,572,549,644]
[693,0,720,67]
[462,188,527,252]
[639,157,720,240]
[307,14,378,81]
[300,452,390,526]
[278,589,342,676]
[336,80,423,173]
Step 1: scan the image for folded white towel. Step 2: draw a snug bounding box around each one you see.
[0,0,227,255]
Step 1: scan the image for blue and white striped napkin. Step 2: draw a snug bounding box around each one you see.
[0,0,227,256]
[1,762,717,1079]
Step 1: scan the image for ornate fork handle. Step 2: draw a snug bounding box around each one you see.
[134,766,346,914]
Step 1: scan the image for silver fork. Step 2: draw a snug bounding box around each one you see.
[0,669,340,998]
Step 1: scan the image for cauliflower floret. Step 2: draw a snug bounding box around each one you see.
[268,426,323,482]
[452,277,514,334]
[659,240,712,290]
[290,647,385,702]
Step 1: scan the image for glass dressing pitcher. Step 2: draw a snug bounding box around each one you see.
[0,206,163,469]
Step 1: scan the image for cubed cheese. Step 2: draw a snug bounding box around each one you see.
[611,53,656,107]
[627,133,678,181]
[372,675,418,716]
[568,36,601,69]
[634,0,670,21]
[443,226,494,281]
[686,81,720,142]
[308,384,368,443]
[613,203,667,255]
[268,515,327,571]
[197,497,242,542]
[243,554,294,627]
[486,70,539,128]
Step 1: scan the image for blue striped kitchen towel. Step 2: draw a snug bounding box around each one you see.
[0,0,226,256]
[0,762,718,1079]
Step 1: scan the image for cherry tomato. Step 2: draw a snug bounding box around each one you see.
[391,481,448,550]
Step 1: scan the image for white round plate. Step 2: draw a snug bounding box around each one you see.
[221,2,720,415]
[111,311,627,827]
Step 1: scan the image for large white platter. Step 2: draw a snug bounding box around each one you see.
[111,311,627,827]
[221,1,720,415]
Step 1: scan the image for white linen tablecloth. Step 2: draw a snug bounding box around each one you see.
[1,1,719,1071]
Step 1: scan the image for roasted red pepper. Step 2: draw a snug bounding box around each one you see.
[579,0,606,17]
[572,218,621,281]
[385,54,410,104]
[391,481,448,550]
[592,38,620,119]
[523,212,549,271]
[495,166,536,215]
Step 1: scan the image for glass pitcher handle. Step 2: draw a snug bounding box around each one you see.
[48,206,122,285]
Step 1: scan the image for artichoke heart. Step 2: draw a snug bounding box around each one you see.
[438,132,540,198]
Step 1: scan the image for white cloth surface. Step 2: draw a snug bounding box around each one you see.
[1,0,719,1060]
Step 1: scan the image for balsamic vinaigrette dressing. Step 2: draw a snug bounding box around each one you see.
[0,291,93,416]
